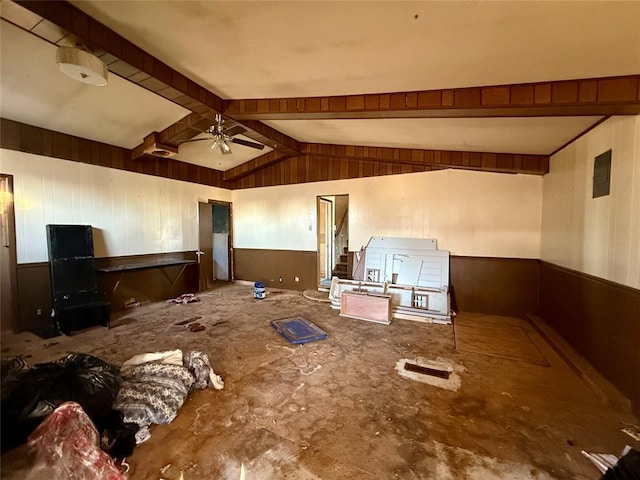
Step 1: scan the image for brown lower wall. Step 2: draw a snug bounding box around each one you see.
[234,249,540,318]
[233,249,318,291]
[450,256,540,317]
[16,250,539,333]
[16,262,53,334]
[15,251,199,335]
[94,252,199,313]
[539,261,640,416]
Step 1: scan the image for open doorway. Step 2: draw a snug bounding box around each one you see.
[212,202,232,282]
[317,194,349,288]
[198,200,233,291]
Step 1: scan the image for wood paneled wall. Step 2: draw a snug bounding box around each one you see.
[229,151,547,189]
[95,253,199,314]
[3,118,549,191]
[450,256,540,318]
[233,249,318,292]
[1,118,225,188]
[16,262,52,335]
[229,155,417,189]
[15,252,199,335]
[539,261,640,416]
[234,248,541,318]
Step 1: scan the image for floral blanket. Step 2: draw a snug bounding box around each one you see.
[112,350,223,443]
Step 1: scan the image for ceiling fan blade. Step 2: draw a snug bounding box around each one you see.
[225,125,246,137]
[177,137,211,145]
[231,137,265,150]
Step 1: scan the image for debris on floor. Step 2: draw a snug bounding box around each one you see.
[582,445,640,478]
[332,236,452,324]
[340,290,392,324]
[27,402,126,480]
[600,447,640,480]
[174,316,202,326]
[113,349,223,444]
[271,316,328,344]
[395,357,463,391]
[581,449,620,473]
[188,322,206,332]
[2,285,636,479]
[124,297,140,308]
[1,347,224,475]
[167,293,201,304]
[302,289,331,303]
[621,422,640,441]
[1,353,123,453]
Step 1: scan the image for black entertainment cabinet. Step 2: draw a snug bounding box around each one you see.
[46,224,110,335]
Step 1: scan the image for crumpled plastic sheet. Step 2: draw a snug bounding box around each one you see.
[2,353,121,454]
[27,402,125,480]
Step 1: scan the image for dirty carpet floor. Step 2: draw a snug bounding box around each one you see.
[1,283,637,479]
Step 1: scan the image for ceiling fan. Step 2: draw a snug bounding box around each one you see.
[178,114,265,155]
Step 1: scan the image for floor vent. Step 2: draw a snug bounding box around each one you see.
[403,362,451,379]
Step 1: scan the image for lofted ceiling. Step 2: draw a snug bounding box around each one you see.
[1,0,639,177]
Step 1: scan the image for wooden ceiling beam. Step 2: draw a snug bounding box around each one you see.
[301,143,549,175]
[15,0,301,159]
[225,75,640,120]
[223,151,292,182]
[156,113,217,145]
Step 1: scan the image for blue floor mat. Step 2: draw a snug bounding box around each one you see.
[270,316,328,344]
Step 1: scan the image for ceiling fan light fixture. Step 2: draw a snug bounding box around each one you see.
[219,139,232,155]
[56,46,108,86]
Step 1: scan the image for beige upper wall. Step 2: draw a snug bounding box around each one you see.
[541,116,640,289]
[5,114,638,276]
[232,169,543,259]
[3,147,542,266]
[0,149,231,263]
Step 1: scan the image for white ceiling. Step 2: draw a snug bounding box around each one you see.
[0,20,188,150]
[2,1,640,172]
[70,1,640,98]
[264,117,603,155]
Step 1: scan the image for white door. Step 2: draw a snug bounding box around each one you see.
[318,196,334,285]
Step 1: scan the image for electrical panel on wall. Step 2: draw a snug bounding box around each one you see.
[593,149,612,198]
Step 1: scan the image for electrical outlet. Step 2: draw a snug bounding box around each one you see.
[295,276,300,283]
[279,277,282,282]
[36,308,42,316]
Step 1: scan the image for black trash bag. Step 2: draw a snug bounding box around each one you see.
[1,352,121,453]
[100,409,138,458]
[0,356,31,402]
[601,448,640,480]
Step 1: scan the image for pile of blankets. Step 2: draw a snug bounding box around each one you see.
[113,349,224,443]
[3,349,223,478]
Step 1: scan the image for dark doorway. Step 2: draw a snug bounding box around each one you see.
[198,200,233,291]
[212,201,232,282]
